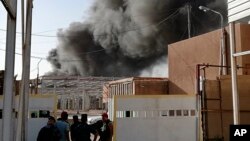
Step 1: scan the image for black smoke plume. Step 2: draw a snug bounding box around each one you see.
[47,0,227,77]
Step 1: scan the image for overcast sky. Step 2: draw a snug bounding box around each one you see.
[0,0,94,79]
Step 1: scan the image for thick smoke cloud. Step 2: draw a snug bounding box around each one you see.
[47,0,227,77]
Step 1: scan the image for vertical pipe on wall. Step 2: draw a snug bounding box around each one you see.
[229,22,240,124]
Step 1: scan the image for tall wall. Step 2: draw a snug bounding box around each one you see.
[168,29,221,94]
[168,23,250,94]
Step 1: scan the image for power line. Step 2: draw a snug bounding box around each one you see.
[0,8,182,38]
[52,9,182,62]
[74,49,105,55]
[0,8,181,62]
[0,29,58,37]
[0,47,106,61]
[0,48,46,59]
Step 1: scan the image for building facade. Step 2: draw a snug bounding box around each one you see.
[40,76,122,111]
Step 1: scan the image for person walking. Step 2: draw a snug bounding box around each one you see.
[98,113,113,141]
[37,116,61,141]
[75,114,98,141]
[70,115,80,141]
[55,111,70,141]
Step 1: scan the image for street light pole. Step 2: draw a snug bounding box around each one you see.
[186,3,192,38]
[199,6,227,75]
[199,6,223,29]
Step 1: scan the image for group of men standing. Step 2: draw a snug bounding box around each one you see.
[37,111,113,141]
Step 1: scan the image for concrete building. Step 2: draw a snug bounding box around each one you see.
[169,23,250,94]
[103,77,168,101]
[40,76,122,111]
[105,23,250,141]
[168,23,250,141]
[103,77,168,119]
[0,70,20,96]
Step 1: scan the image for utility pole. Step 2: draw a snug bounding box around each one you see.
[36,59,42,94]
[16,0,33,140]
[187,3,192,38]
[1,0,17,141]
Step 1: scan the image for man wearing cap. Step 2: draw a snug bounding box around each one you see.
[98,113,113,141]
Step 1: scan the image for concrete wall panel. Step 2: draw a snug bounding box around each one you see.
[205,80,220,99]
[114,95,199,141]
[207,113,223,139]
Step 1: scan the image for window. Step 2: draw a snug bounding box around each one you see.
[125,111,130,117]
[30,111,38,118]
[176,110,182,116]
[190,110,196,116]
[161,110,168,117]
[169,110,175,116]
[39,110,50,118]
[183,110,189,116]
[0,109,2,119]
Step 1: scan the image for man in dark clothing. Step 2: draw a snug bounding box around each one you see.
[37,116,61,141]
[91,119,103,134]
[55,111,70,141]
[70,115,80,141]
[98,113,113,141]
[75,114,98,141]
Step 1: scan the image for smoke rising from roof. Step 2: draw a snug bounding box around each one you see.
[47,0,227,77]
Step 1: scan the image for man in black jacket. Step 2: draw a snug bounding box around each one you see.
[75,114,98,141]
[37,116,61,141]
[70,115,80,141]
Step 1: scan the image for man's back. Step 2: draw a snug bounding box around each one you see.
[55,120,69,141]
[70,122,80,141]
[75,123,97,141]
[37,125,60,141]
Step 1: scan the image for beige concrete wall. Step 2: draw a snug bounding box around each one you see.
[205,75,250,141]
[168,29,221,94]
